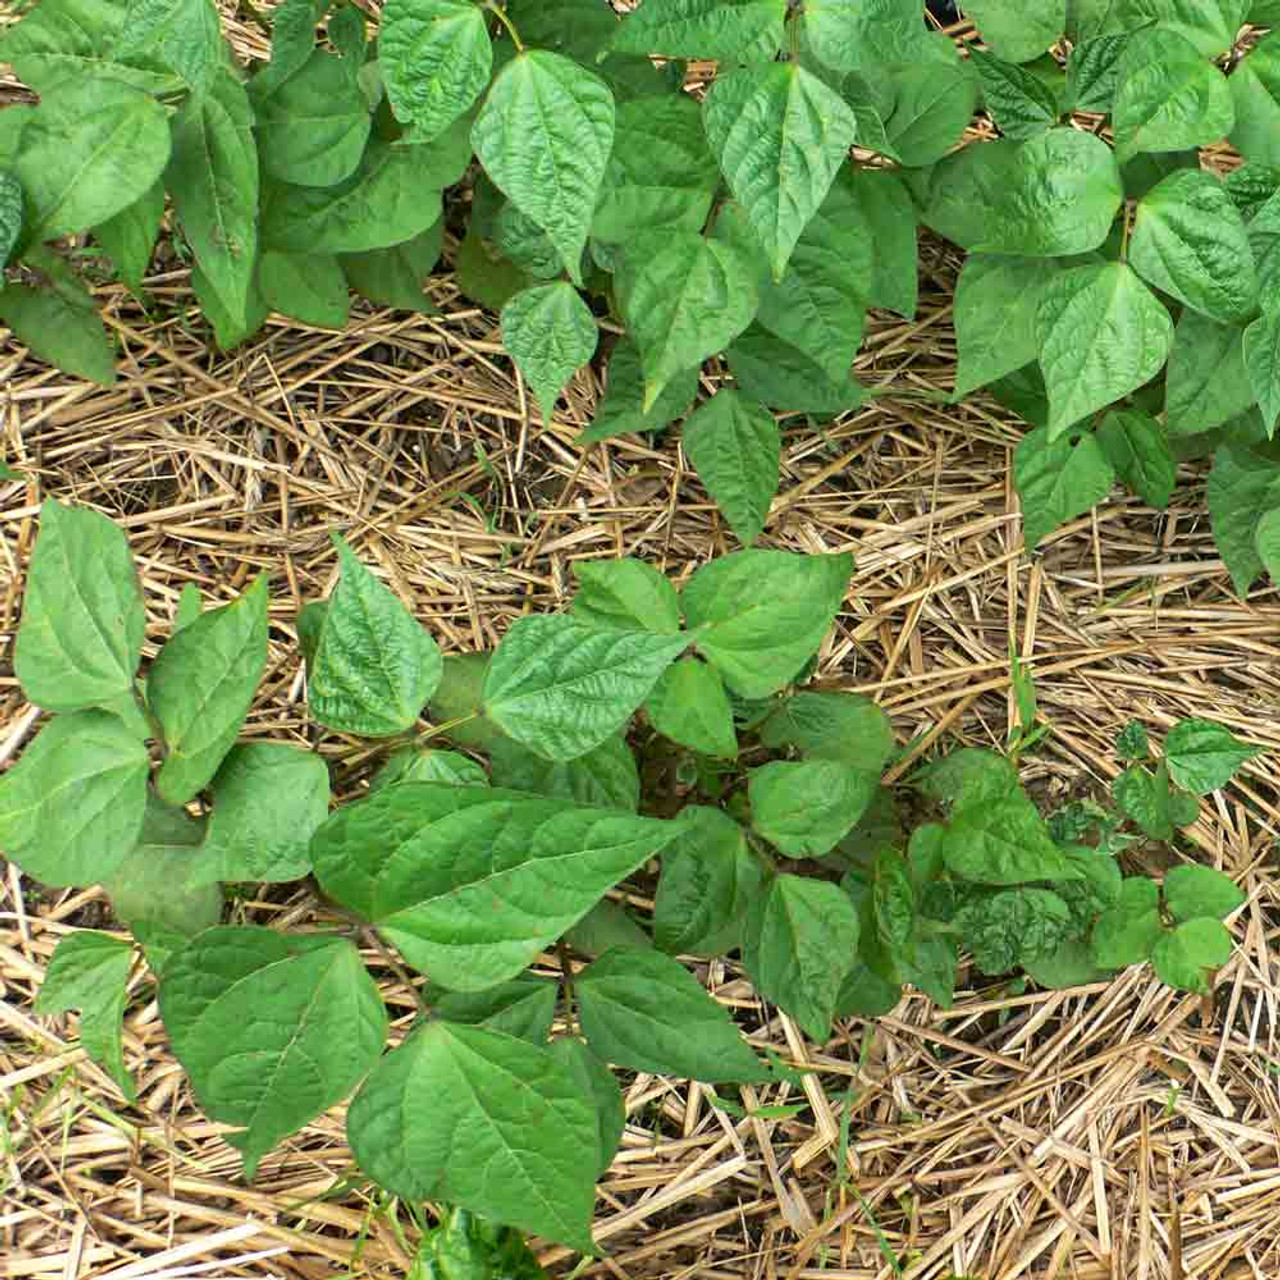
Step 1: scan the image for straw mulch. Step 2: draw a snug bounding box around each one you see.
[5,10,1280,1280]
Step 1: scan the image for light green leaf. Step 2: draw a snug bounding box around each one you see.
[681,549,852,699]
[1164,718,1263,794]
[571,559,681,635]
[472,50,615,284]
[802,0,930,72]
[579,336,700,445]
[347,1021,598,1252]
[191,259,268,351]
[548,1038,624,1177]
[0,266,117,387]
[306,535,442,737]
[1231,33,1280,167]
[1036,262,1173,438]
[759,691,894,773]
[725,324,867,415]
[15,500,144,714]
[161,926,387,1177]
[381,0,492,140]
[845,168,917,318]
[703,63,857,280]
[915,747,1018,813]
[114,0,224,95]
[1206,444,1280,594]
[953,255,1056,398]
[35,930,136,1099]
[483,615,687,761]
[1097,410,1177,509]
[1164,312,1253,437]
[1245,310,1280,436]
[501,283,598,424]
[428,978,557,1043]
[963,0,1065,61]
[1092,877,1164,967]
[310,784,677,989]
[645,659,738,758]
[1164,864,1245,923]
[749,759,876,857]
[1151,917,1232,993]
[882,59,978,168]
[94,181,164,291]
[0,712,148,888]
[577,947,767,1082]
[254,0,326,97]
[1014,427,1116,549]
[259,251,351,329]
[969,46,1061,140]
[610,0,785,60]
[489,734,640,811]
[943,791,1082,884]
[372,747,489,791]
[1114,0,1247,57]
[149,577,269,805]
[743,873,860,1042]
[342,223,443,314]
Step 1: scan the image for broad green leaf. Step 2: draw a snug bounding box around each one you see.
[1245,310,1280,436]
[1206,444,1280,594]
[307,535,442,737]
[472,51,615,284]
[1112,28,1234,162]
[577,947,767,1082]
[1014,427,1116,549]
[168,69,259,329]
[429,979,557,1043]
[834,961,903,1018]
[255,50,371,188]
[1164,864,1245,923]
[610,0,785,60]
[1151,917,1232,993]
[743,873,860,1042]
[1164,718,1263,794]
[149,577,269,805]
[1225,163,1280,222]
[654,806,763,956]
[372,747,489,791]
[328,4,366,65]
[347,1021,598,1251]
[759,691,894,774]
[342,223,443,314]
[915,747,1018,812]
[455,225,534,312]
[955,887,1073,975]
[616,230,759,411]
[15,500,144,713]
[1092,877,1164,967]
[0,712,148,888]
[963,0,1066,62]
[35,930,135,1099]
[953,255,1056,397]
[565,898,652,956]
[646,659,738,758]
[310,784,677,988]
[1097,410,1177,508]
[428,652,509,751]
[1024,938,1107,989]
[845,168,917,318]
[922,129,1123,257]
[725,324,867,414]
[192,258,268,350]
[1164,312,1253,437]
[1231,33,1280,167]
[1257,505,1280,581]
[1129,171,1257,323]
[548,1039,624,1176]
[254,0,326,97]
[1115,0,1247,57]
[1113,761,1186,840]
[1246,190,1280,308]
[0,170,20,268]
[94,181,164,291]
[1066,32,1128,113]
[489,734,640,811]
[749,759,876,857]
[881,59,978,168]
[1036,262,1173,438]
[969,46,1061,140]
[943,791,1082,884]
[702,63,857,280]
[682,390,780,547]
[501,283,598,424]
[483,615,687,760]
[578,336,700,444]
[571,559,681,635]
[802,0,930,72]
[0,267,117,387]
[681,549,852,699]
[381,0,492,140]
[259,251,351,328]
[114,0,224,95]
[161,927,387,1177]
[410,1205,552,1280]
[493,199,563,277]
[13,76,169,240]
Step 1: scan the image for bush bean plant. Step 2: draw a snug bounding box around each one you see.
[0,499,1261,1254]
[6,0,1280,579]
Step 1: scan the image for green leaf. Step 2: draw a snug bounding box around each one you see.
[1036,262,1174,438]
[1066,32,1128,113]
[1247,190,1280,308]
[15,500,145,713]
[1112,762,1182,840]
[1112,28,1234,162]
[1164,718,1263,794]
[35,930,136,1099]
[347,1021,598,1251]
[328,4,366,65]
[1024,937,1107,989]
[0,711,148,888]
[610,0,785,60]
[953,255,1056,398]
[1164,864,1245,923]
[410,1206,552,1280]
[429,979,557,1044]
[759,691,893,774]
[802,0,930,72]
[1092,877,1164,967]
[681,390,780,547]
[1245,310,1280,437]
[970,46,1061,140]
[94,180,164,292]
[255,0,326,96]
[548,1039,624,1177]
[501,283,598,424]
[1151,917,1232,992]
[616,230,759,412]
[565,898,652,957]
[571,559,681,635]
[489,734,640,811]
[1117,720,1151,762]
[1097,410,1177,509]
[1164,312,1253,437]
[703,63,857,281]
[681,549,852,699]
[192,258,268,350]
[455,225,535,311]
[1206,444,1280,594]
[482,615,686,761]
[1231,33,1280,167]
[881,59,979,168]
[922,128,1123,256]
[1115,0,1247,57]
[1014,427,1116,549]
[342,223,443,314]
[381,0,491,140]
[725,324,867,415]
[306,535,442,737]
[943,791,1083,884]
[167,69,259,330]
[845,168,917,318]
[472,51,614,284]
[743,873,860,1042]
[149,577,269,805]
[310,784,677,989]
[259,251,351,329]
[915,747,1018,812]
[114,0,224,95]
[160,926,387,1178]
[645,659,738,759]
[956,887,1073,975]
[963,0,1065,62]
[428,652,509,751]
[1257,505,1280,581]
[372,747,489,791]
[655,806,763,956]
[1225,163,1280,223]
[0,169,20,269]
[749,759,876,857]
[579,336,699,445]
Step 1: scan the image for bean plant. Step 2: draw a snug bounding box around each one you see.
[0,499,1260,1256]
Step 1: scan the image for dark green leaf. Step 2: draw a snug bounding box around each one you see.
[488,734,640,811]
[372,747,488,791]
[1097,410,1177,508]
[255,0,326,96]
[342,223,443,314]
[1092,877,1164,967]
[802,0,930,72]
[564,898,652,957]
[578,336,699,444]
[114,0,224,96]
[964,0,1066,62]
[1163,718,1263,794]
[94,181,164,291]
[1112,760,1183,839]
[1225,162,1280,222]
[1231,33,1280,167]
[259,251,350,328]
[572,559,681,635]
[1066,33,1129,113]
[882,58,979,167]
[501,283,598,423]
[1024,938,1107,989]
[759,691,894,773]
[915,747,1018,812]
[953,254,1056,397]
[1206,443,1280,594]
[725,324,868,415]
[845,168,918,318]
[646,659,738,758]
[1164,312,1253,437]
[430,979,557,1043]
[749,759,877,856]
[1256,505,1280,581]
[547,1039,624,1177]
[609,0,785,60]
[428,651,509,750]
[1244,310,1280,436]
[0,267,117,386]
[1014,427,1116,549]
[970,46,1061,140]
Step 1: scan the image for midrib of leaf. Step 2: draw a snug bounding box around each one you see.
[35,102,142,237]
[190,97,242,272]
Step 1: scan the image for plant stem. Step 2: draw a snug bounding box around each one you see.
[487,2,524,51]
[417,712,479,744]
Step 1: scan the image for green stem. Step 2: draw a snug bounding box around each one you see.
[417,711,479,744]
[487,2,524,51]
